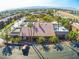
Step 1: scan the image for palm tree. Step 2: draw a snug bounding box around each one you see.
[65,31,78,41]
[27,14,38,42]
[54,16,61,30]
[49,36,59,44]
[27,22,33,42]
[10,37,21,43]
[47,9,54,16]
[36,37,45,44]
[42,15,53,22]
[27,14,37,22]
[60,18,70,30]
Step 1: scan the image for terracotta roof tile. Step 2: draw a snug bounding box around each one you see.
[20,22,55,37]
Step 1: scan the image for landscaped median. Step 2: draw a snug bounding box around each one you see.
[0,20,16,32]
[0,20,16,39]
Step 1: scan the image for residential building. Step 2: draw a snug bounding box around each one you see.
[71,23,79,33]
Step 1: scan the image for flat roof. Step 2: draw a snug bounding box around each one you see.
[53,24,69,32]
[20,22,55,37]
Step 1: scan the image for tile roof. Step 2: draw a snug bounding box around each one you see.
[20,22,55,37]
[71,23,79,30]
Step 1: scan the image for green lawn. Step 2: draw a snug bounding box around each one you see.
[0,20,16,32]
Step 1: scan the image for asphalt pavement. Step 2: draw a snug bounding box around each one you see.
[0,45,79,59]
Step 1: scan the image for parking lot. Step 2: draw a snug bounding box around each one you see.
[0,44,79,59]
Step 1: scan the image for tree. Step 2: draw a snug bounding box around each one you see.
[47,9,54,15]
[42,15,53,22]
[4,32,10,42]
[27,22,33,42]
[27,14,37,22]
[10,37,21,43]
[54,16,62,30]
[27,22,33,28]
[60,18,70,29]
[0,32,5,39]
[49,36,59,44]
[65,31,78,41]
[36,37,45,44]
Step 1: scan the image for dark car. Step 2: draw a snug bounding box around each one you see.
[54,44,63,51]
[72,42,79,48]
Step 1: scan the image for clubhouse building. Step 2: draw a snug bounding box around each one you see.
[10,21,69,40]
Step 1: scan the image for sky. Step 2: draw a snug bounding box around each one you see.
[0,0,79,11]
